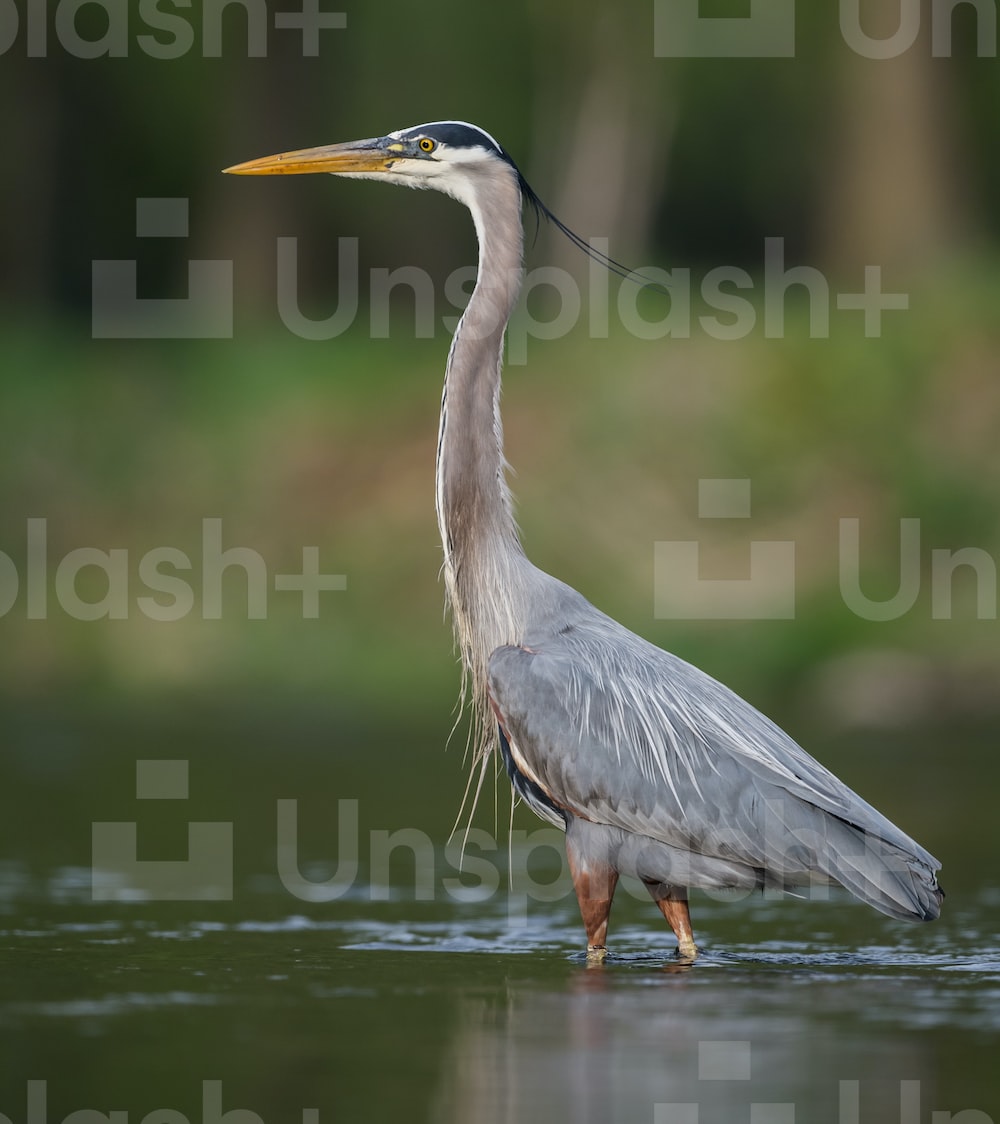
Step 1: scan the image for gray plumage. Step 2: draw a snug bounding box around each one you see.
[488,595,942,923]
[226,120,943,956]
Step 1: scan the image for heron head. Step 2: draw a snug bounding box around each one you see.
[225,120,639,282]
[223,120,517,204]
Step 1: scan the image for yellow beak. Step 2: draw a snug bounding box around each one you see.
[223,139,396,176]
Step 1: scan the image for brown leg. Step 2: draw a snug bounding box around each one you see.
[567,845,619,959]
[645,882,698,960]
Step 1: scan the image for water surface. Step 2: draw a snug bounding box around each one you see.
[2,702,997,1123]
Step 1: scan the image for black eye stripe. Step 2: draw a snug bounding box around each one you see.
[399,121,507,161]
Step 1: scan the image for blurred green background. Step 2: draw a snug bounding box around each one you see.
[2,0,999,779]
[4,9,1000,1120]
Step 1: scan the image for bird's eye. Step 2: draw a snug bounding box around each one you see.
[419,138,436,153]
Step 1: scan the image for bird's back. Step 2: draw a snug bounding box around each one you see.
[487,568,943,922]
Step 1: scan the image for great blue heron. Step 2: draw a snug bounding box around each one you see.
[225,120,943,959]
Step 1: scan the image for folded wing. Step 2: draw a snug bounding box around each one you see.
[487,609,942,921]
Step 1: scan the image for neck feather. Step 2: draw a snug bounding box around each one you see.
[434,162,528,693]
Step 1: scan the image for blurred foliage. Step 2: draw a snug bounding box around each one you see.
[1,0,999,732]
[2,282,998,728]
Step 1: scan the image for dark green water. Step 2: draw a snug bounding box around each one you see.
[2,699,998,1123]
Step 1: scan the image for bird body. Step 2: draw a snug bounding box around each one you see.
[226,121,942,958]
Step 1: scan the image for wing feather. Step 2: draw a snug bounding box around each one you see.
[487,611,942,899]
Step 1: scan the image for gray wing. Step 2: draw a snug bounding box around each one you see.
[487,604,942,921]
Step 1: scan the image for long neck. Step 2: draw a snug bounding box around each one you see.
[435,164,528,695]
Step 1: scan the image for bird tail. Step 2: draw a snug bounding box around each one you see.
[758,802,944,921]
[817,821,944,922]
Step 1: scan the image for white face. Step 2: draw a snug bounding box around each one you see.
[334,121,510,204]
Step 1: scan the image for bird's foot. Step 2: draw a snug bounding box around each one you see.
[674,939,699,963]
[586,944,608,963]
